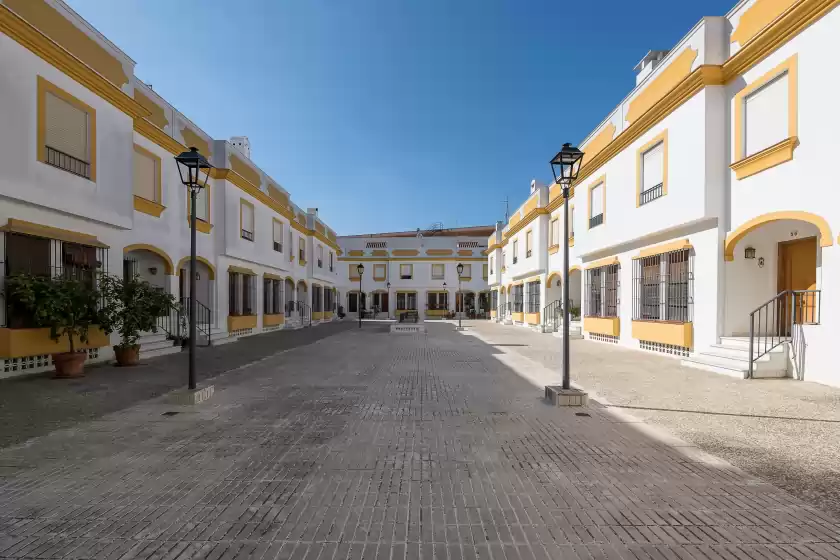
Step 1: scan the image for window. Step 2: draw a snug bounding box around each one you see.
[273,220,283,252]
[550,219,560,247]
[526,231,533,258]
[193,184,210,223]
[329,252,334,272]
[298,237,305,263]
[632,249,693,322]
[640,141,665,206]
[38,77,95,180]
[366,241,387,249]
[482,264,488,279]
[512,241,519,264]
[527,281,540,313]
[317,245,323,268]
[397,292,417,310]
[133,145,160,204]
[427,291,449,311]
[586,263,619,318]
[512,285,524,313]
[490,256,494,275]
[374,264,386,280]
[733,56,797,179]
[458,241,479,248]
[459,264,472,279]
[589,179,604,228]
[491,290,498,310]
[400,264,413,279]
[263,278,283,315]
[240,200,254,241]
[431,264,445,280]
[228,272,256,316]
[349,264,361,280]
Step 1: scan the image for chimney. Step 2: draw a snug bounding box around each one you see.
[633,50,669,86]
[229,136,251,158]
[307,207,319,217]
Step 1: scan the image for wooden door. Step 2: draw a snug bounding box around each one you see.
[778,237,817,325]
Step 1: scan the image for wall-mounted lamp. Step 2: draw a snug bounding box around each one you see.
[744,247,756,260]
[148,267,158,275]
[195,273,201,281]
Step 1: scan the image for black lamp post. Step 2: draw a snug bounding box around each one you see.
[386,281,391,319]
[456,263,464,329]
[550,142,585,391]
[357,264,364,328]
[174,147,213,391]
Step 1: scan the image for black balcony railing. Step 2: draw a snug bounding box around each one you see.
[589,213,604,228]
[241,229,254,241]
[45,146,90,179]
[273,241,282,252]
[639,183,664,206]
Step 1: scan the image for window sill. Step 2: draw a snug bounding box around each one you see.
[185,217,213,234]
[431,277,444,281]
[459,277,472,281]
[134,196,165,217]
[631,320,693,348]
[299,259,306,266]
[548,244,560,255]
[731,136,798,180]
[569,236,575,247]
[373,276,386,281]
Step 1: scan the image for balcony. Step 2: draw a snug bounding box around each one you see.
[512,256,518,265]
[241,229,254,241]
[273,242,282,252]
[639,182,663,206]
[589,213,604,229]
[45,146,90,179]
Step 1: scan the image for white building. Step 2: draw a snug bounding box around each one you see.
[0,0,341,376]
[489,0,840,387]
[338,225,495,321]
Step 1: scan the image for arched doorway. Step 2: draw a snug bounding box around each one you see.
[347,290,366,315]
[724,214,830,335]
[569,266,582,319]
[285,278,296,314]
[297,280,308,306]
[176,256,215,314]
[124,245,173,291]
[455,291,475,317]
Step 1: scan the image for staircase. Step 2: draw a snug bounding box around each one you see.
[199,326,238,346]
[681,336,787,379]
[540,301,583,339]
[553,321,583,340]
[137,332,181,360]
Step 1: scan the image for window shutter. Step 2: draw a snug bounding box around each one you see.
[45,92,88,162]
[642,143,664,192]
[462,264,471,277]
[400,264,411,277]
[744,73,788,157]
[242,203,254,232]
[590,183,604,217]
[195,187,209,221]
[133,150,157,201]
[273,221,282,243]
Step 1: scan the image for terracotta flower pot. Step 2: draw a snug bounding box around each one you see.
[114,344,140,366]
[52,351,86,378]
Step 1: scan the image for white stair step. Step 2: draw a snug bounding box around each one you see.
[139,338,178,353]
[140,344,182,360]
[137,332,169,345]
[697,350,770,366]
[719,336,790,351]
[681,356,747,378]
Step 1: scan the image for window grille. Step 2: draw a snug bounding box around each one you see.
[366,241,387,248]
[632,248,693,322]
[457,241,479,248]
[585,263,619,318]
[512,285,524,313]
[527,281,540,313]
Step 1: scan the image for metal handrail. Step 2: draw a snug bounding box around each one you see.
[156,302,184,342]
[297,300,312,328]
[542,300,562,332]
[181,297,212,346]
[748,289,820,378]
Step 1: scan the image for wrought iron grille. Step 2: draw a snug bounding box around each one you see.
[527,281,540,313]
[585,263,619,318]
[512,285,524,313]
[632,248,693,322]
[639,183,663,206]
[491,290,498,309]
[45,146,90,179]
[589,213,604,229]
[241,229,254,241]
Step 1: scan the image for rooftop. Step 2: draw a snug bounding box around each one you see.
[341,225,496,239]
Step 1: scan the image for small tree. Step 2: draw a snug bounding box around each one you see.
[98,274,176,349]
[4,273,101,353]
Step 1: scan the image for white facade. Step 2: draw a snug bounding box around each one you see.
[490,0,840,387]
[0,0,341,376]
[337,227,494,321]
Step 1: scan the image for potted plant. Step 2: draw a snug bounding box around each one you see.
[4,273,101,378]
[98,274,176,366]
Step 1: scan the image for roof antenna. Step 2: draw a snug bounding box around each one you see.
[502,196,509,223]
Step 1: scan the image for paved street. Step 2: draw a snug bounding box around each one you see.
[1,323,839,559]
[464,320,840,519]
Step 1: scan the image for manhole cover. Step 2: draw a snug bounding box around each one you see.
[162,411,180,417]
[575,412,590,417]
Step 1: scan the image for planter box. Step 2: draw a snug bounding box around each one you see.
[228,315,257,331]
[0,327,109,359]
[632,320,693,348]
[583,317,620,337]
[263,314,285,327]
[525,312,541,325]
[545,386,589,407]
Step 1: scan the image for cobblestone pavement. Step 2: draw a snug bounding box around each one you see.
[0,320,356,450]
[1,323,839,559]
[464,320,840,520]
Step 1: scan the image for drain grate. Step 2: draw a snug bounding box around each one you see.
[575,412,590,417]
[162,411,180,417]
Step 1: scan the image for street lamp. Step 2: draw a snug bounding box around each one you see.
[456,263,464,330]
[386,281,391,320]
[357,263,364,328]
[174,147,213,391]
[550,142,584,391]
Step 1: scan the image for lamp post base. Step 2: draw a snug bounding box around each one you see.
[170,384,215,405]
[545,386,588,407]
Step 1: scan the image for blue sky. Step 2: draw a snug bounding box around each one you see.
[67,0,735,235]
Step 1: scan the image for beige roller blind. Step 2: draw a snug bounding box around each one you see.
[45,92,88,162]
[133,150,157,201]
[195,187,209,221]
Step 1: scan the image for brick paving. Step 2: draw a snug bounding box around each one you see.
[0,320,356,450]
[1,323,839,559]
